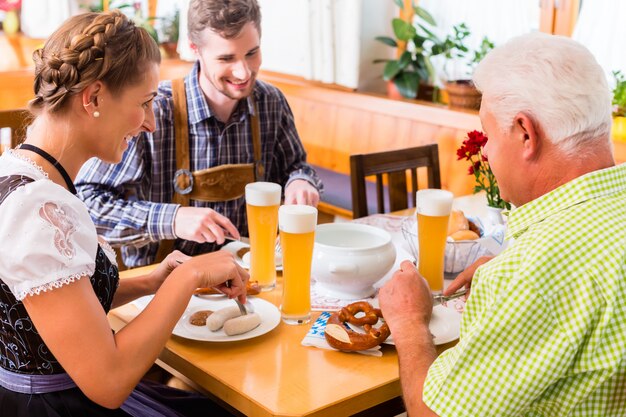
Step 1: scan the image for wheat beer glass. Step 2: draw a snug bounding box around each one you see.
[279,204,317,325]
[416,189,454,295]
[245,182,282,291]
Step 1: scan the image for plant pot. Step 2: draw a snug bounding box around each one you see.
[417,83,436,102]
[445,80,482,110]
[386,80,436,102]
[159,42,179,60]
[386,80,404,100]
[3,10,20,37]
[612,116,626,143]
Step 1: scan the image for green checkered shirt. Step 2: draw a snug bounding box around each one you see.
[424,164,626,416]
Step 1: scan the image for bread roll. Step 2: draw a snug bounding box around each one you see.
[450,230,480,241]
[447,209,469,236]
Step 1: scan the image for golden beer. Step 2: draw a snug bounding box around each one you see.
[245,182,282,291]
[279,205,317,325]
[415,189,453,295]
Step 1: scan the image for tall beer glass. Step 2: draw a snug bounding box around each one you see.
[279,205,317,325]
[245,182,282,291]
[416,189,453,295]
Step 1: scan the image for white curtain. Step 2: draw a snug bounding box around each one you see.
[20,0,80,38]
[177,0,194,60]
[306,0,361,87]
[176,0,362,89]
[572,0,626,86]
[260,0,362,88]
[419,0,540,83]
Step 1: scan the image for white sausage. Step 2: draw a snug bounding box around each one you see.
[223,313,261,336]
[206,306,242,331]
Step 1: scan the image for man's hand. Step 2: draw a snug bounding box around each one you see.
[284,179,319,206]
[443,256,493,296]
[379,260,433,334]
[379,260,440,417]
[173,207,240,245]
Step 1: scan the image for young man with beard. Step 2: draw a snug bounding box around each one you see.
[76,0,322,267]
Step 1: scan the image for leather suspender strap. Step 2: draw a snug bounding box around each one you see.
[157,83,264,263]
[172,78,191,207]
[156,78,189,263]
[250,98,264,179]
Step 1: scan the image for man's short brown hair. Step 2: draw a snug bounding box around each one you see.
[188,0,261,44]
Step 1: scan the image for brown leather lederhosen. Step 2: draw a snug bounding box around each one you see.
[155,78,264,262]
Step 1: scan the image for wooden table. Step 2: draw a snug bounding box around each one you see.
[109,263,456,417]
[107,196,490,416]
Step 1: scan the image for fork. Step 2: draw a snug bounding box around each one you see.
[224,280,248,315]
[176,259,248,315]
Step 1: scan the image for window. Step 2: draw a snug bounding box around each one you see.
[572,0,626,84]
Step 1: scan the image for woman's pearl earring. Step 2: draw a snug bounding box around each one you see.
[93,111,100,118]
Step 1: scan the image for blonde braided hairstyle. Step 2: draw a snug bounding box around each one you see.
[30,10,161,114]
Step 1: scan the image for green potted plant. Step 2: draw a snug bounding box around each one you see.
[86,1,159,43]
[373,0,442,101]
[612,70,626,143]
[440,30,494,111]
[158,8,179,59]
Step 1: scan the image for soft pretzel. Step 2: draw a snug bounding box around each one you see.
[324,302,391,351]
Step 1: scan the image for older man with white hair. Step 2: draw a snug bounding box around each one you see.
[380,32,626,416]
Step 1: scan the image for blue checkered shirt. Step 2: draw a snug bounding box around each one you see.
[76,62,322,267]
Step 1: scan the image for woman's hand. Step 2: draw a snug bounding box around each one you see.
[146,250,191,293]
[178,250,250,303]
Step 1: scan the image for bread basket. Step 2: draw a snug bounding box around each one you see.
[400,216,492,274]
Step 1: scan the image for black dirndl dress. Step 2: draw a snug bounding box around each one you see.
[0,175,234,416]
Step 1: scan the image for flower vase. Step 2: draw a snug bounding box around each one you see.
[486,206,505,226]
[3,10,20,37]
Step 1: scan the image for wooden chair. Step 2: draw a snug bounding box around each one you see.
[350,144,441,219]
[0,109,31,150]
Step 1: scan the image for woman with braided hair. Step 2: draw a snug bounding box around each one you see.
[0,10,247,416]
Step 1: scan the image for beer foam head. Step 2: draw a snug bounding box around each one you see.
[279,205,318,233]
[416,189,454,216]
[245,182,282,206]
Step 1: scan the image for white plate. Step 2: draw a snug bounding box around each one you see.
[222,240,283,271]
[347,305,461,346]
[133,295,281,342]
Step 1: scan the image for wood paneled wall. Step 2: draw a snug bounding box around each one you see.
[261,72,480,196]
[2,59,625,198]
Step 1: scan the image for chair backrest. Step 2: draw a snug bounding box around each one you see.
[0,109,31,150]
[350,144,441,219]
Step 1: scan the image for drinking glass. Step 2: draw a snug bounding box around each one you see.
[278,204,317,325]
[416,189,454,295]
[245,182,282,291]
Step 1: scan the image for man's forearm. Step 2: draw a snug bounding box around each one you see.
[394,323,440,417]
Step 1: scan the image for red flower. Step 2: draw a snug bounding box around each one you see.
[0,0,21,12]
[457,130,510,210]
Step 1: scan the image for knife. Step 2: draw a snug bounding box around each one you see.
[432,288,468,306]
